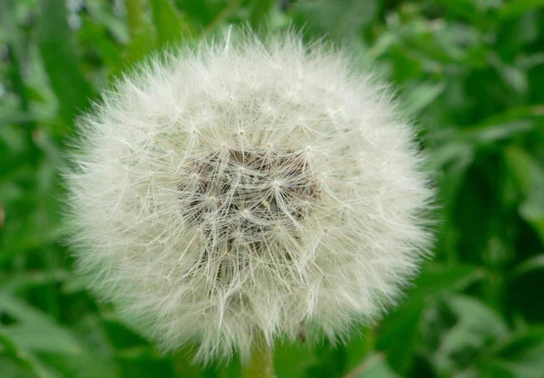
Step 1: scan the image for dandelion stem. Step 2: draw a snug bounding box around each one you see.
[242,332,274,378]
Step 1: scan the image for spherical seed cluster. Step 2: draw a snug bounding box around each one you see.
[66,31,433,363]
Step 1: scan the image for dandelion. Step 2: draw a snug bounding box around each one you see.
[66,29,433,369]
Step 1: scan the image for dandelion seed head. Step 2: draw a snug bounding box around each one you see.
[66,30,433,363]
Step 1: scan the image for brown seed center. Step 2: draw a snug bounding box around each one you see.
[178,148,319,242]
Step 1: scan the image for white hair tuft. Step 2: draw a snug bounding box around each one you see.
[66,29,433,363]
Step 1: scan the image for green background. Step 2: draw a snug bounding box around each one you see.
[1,0,544,377]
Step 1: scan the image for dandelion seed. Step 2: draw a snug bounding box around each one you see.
[66,30,433,364]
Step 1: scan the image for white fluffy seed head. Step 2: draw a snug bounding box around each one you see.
[65,30,433,363]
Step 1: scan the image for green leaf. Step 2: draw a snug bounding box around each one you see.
[203,0,245,35]
[511,254,544,279]
[0,292,81,355]
[434,0,482,23]
[0,329,57,378]
[0,291,120,378]
[78,22,124,70]
[344,328,375,372]
[85,0,130,44]
[430,295,509,377]
[0,110,44,127]
[482,328,544,378]
[433,121,535,150]
[344,354,400,378]
[40,316,119,378]
[125,0,156,62]
[504,147,544,243]
[472,106,544,128]
[273,339,317,378]
[376,265,482,373]
[149,0,193,48]
[498,0,544,20]
[249,0,276,30]
[410,264,484,301]
[0,356,36,378]
[403,80,446,115]
[375,300,423,375]
[291,0,378,40]
[37,0,95,134]
[126,0,147,38]
[462,121,534,145]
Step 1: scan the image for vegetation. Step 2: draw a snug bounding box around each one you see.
[1,0,544,377]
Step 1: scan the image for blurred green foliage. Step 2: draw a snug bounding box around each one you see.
[1,0,544,377]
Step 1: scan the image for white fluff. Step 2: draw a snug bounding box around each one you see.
[66,30,433,363]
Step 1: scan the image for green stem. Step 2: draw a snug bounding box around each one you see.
[242,333,274,378]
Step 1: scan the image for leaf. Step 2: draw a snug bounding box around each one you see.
[344,328,375,372]
[432,105,544,149]
[434,0,482,23]
[504,147,544,243]
[472,105,544,128]
[203,0,245,34]
[376,264,482,374]
[249,0,276,30]
[0,290,121,378]
[126,0,147,38]
[410,264,484,301]
[403,80,446,114]
[0,110,44,127]
[37,0,95,134]
[40,316,119,378]
[125,0,156,62]
[291,0,377,40]
[273,339,317,378]
[344,354,400,378]
[149,0,193,48]
[433,121,535,150]
[498,0,544,20]
[462,121,534,145]
[482,328,544,378]
[0,329,57,378]
[374,300,423,375]
[430,295,509,377]
[85,0,130,44]
[0,292,81,355]
[0,192,66,260]
[0,356,36,378]
[431,143,474,223]
[510,254,544,279]
[78,22,124,69]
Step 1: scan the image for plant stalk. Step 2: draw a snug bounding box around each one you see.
[242,332,274,378]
